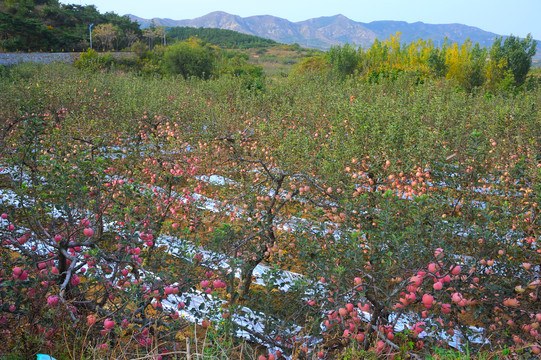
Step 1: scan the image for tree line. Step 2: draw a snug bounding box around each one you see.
[0,0,141,51]
[299,32,537,91]
[0,0,278,52]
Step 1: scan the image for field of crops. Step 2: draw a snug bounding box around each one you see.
[1,61,540,359]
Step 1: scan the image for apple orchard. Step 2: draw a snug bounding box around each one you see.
[1,59,541,359]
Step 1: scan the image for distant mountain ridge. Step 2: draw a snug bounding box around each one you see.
[127,12,540,57]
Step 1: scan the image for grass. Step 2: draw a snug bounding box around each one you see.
[244,44,322,76]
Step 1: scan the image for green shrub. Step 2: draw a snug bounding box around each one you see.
[74,49,115,72]
[326,43,360,78]
[161,39,217,79]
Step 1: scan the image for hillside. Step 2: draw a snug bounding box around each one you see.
[0,0,141,52]
[166,27,277,49]
[127,11,541,59]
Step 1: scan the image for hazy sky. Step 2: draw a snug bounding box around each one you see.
[61,0,541,39]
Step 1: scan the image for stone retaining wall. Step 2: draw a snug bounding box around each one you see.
[0,52,136,66]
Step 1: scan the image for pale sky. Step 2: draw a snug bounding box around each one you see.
[61,0,541,40]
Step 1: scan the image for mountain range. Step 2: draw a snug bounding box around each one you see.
[127,11,540,57]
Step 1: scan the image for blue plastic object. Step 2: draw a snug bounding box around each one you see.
[37,355,57,360]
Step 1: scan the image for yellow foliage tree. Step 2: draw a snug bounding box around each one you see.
[93,23,119,51]
[445,40,487,91]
